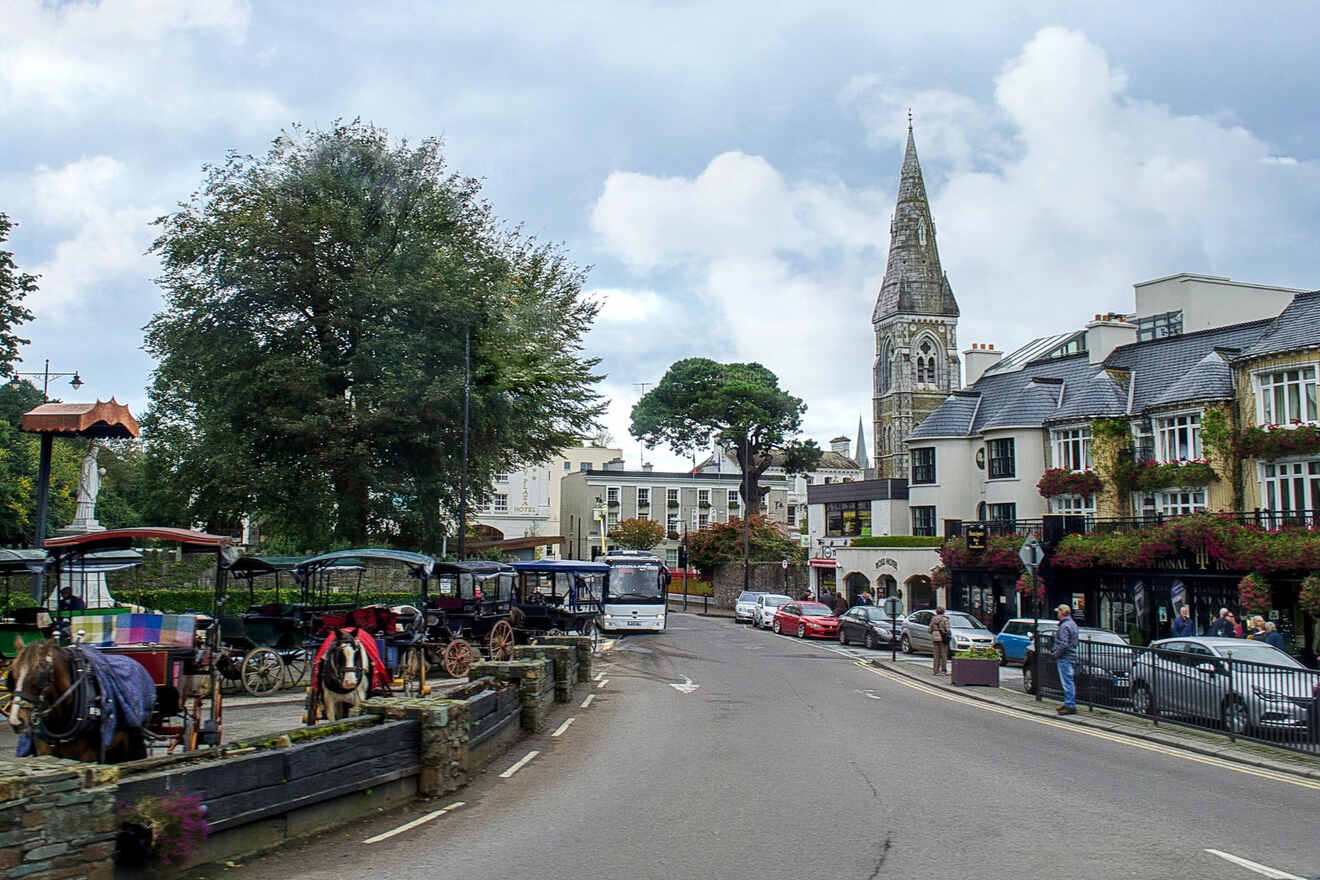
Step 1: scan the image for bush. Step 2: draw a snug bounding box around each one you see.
[851,536,944,548]
[953,646,999,660]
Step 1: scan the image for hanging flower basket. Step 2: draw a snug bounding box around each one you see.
[1299,574,1320,618]
[1237,573,1272,614]
[1237,424,1320,461]
[1036,468,1104,499]
[1016,571,1046,602]
[930,565,951,592]
[1114,459,1217,492]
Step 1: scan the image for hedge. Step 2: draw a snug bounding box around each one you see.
[850,536,944,548]
[1,589,426,617]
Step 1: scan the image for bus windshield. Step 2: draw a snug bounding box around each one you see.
[607,564,663,601]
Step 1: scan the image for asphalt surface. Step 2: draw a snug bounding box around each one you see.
[210,614,1320,879]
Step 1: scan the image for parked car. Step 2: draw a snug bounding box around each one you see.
[734,591,767,624]
[838,605,903,649]
[1130,637,1320,737]
[994,618,1059,666]
[1022,627,1132,705]
[772,602,840,639]
[901,610,994,654]
[752,593,791,628]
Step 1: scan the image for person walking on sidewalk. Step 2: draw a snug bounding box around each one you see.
[1171,604,1195,637]
[930,607,952,675]
[1052,604,1080,715]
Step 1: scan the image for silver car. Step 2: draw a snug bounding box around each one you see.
[752,593,791,628]
[734,591,767,624]
[1131,637,1320,736]
[901,609,995,654]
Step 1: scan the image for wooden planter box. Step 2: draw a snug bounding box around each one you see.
[950,657,1000,687]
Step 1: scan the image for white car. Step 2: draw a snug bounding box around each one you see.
[752,593,792,628]
[734,591,767,624]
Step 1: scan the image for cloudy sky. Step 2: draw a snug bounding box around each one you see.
[4,1,1319,471]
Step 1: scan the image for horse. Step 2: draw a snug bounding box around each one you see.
[309,628,374,723]
[6,638,153,763]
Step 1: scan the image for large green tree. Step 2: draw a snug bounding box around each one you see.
[145,122,603,550]
[630,358,822,515]
[608,517,665,551]
[0,213,36,380]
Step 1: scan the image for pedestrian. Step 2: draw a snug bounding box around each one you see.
[800,589,812,602]
[930,606,952,675]
[57,587,86,612]
[1209,608,1235,638]
[1262,621,1286,651]
[860,591,874,606]
[1246,615,1267,639]
[1170,604,1195,637]
[833,592,849,615]
[1052,603,1079,715]
[1228,612,1243,638]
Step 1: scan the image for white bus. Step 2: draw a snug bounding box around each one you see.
[598,551,669,633]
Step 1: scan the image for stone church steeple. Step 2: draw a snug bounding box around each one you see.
[872,122,961,479]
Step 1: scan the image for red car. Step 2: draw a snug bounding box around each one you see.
[771,602,839,639]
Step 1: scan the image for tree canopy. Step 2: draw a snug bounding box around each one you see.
[145,122,604,550]
[0,213,35,380]
[608,517,665,551]
[630,358,821,514]
[685,515,803,577]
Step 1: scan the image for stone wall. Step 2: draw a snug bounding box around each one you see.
[712,562,809,608]
[469,658,555,733]
[511,645,577,702]
[0,757,118,880]
[532,635,592,681]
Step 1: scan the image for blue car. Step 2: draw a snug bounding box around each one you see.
[993,618,1058,666]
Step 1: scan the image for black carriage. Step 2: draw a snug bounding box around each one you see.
[509,559,604,645]
[428,561,518,663]
[218,555,311,696]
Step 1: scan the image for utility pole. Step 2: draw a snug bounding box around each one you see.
[742,431,751,595]
[458,329,470,561]
[634,381,650,467]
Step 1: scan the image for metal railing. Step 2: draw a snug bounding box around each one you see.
[1026,637,1320,756]
[951,510,1320,541]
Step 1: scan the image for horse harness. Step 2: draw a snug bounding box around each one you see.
[320,633,370,695]
[13,646,107,762]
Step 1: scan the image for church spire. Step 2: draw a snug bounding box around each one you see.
[854,416,869,470]
[872,122,959,323]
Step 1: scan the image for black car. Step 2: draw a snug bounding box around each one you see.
[1023,627,1133,706]
[838,605,902,649]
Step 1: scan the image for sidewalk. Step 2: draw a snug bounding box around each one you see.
[666,596,734,618]
[872,659,1320,782]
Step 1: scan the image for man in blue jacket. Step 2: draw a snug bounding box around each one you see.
[1051,604,1079,715]
[1171,605,1195,637]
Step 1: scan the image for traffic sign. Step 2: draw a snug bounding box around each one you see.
[780,558,789,571]
[1019,536,1043,568]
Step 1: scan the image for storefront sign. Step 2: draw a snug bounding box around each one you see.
[966,525,987,552]
[873,557,899,570]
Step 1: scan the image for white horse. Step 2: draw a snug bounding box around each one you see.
[309,629,372,723]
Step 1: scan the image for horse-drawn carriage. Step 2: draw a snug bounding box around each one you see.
[509,559,604,646]
[220,555,310,696]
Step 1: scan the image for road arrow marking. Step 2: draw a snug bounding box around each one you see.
[597,679,609,689]
[1204,850,1304,879]
[669,675,700,694]
[855,689,884,700]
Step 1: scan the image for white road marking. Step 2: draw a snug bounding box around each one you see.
[499,750,540,779]
[594,671,605,681]
[669,675,700,694]
[580,694,595,709]
[854,689,884,700]
[597,679,609,689]
[1204,849,1304,879]
[363,802,464,844]
[551,717,575,737]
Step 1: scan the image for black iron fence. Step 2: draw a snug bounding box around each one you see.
[949,509,1320,542]
[1025,636,1320,756]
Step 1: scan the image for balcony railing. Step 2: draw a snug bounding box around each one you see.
[948,509,1320,541]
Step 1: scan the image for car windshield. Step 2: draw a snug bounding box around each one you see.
[737,592,761,603]
[1215,642,1304,668]
[608,564,662,600]
[763,596,789,607]
[949,614,988,630]
[864,607,893,621]
[801,604,832,617]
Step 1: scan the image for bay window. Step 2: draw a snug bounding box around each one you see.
[1051,427,1092,471]
[1261,460,1320,513]
[1155,413,1201,462]
[1258,367,1318,425]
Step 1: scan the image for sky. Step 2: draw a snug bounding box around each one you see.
[3,1,1319,473]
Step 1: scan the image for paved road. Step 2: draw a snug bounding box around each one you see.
[225,613,1320,880]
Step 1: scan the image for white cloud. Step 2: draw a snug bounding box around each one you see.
[590,287,665,324]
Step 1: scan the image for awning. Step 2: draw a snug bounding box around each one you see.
[808,558,837,569]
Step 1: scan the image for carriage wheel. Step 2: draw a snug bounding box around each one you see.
[487,620,515,661]
[444,640,474,678]
[240,648,285,697]
[581,617,601,652]
[400,647,430,698]
[282,649,308,687]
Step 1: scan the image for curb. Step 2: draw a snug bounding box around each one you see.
[871,660,1320,782]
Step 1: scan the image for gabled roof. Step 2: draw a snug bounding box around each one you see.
[1107,319,1270,413]
[1151,350,1235,408]
[1237,289,1320,360]
[909,391,981,439]
[978,377,1065,430]
[1048,370,1128,423]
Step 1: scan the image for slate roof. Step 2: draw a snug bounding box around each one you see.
[1048,370,1129,423]
[908,391,981,439]
[1237,290,1320,360]
[1151,350,1235,408]
[1107,319,1271,414]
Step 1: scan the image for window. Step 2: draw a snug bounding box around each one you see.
[563,461,571,471]
[636,508,650,521]
[665,548,679,567]
[1258,367,1318,425]
[606,486,620,505]
[987,503,1016,522]
[1158,490,1206,516]
[666,488,679,506]
[916,339,937,385]
[580,461,591,471]
[1261,460,1320,513]
[698,512,709,529]
[697,488,711,507]
[607,511,620,530]
[492,493,508,513]
[727,489,740,508]
[825,501,872,537]
[987,438,1016,479]
[1156,414,1201,462]
[637,487,650,508]
[912,506,936,537]
[911,447,936,484]
[1136,310,1183,341]
[1051,427,1092,471]
[666,513,680,535]
[786,505,797,526]
[1050,495,1095,517]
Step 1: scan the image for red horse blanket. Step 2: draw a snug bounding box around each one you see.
[310,627,392,696]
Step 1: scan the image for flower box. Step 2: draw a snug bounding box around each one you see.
[949,657,1000,687]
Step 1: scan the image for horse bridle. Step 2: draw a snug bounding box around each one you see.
[13,647,103,755]
[320,632,369,695]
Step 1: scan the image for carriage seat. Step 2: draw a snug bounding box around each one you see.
[77,613,197,650]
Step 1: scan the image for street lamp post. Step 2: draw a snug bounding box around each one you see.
[742,432,750,595]
[12,359,83,402]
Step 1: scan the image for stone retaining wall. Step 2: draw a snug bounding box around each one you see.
[531,635,593,681]
[0,758,119,880]
[468,658,555,733]
[511,645,577,702]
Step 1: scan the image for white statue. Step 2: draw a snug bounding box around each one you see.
[74,444,104,525]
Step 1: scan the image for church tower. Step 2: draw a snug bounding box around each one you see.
[872,121,961,478]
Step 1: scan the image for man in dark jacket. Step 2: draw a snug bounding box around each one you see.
[1051,604,1079,715]
[1262,622,1287,651]
[1209,608,1236,638]
[1171,605,1195,637]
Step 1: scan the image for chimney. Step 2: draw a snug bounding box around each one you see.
[963,342,1003,386]
[1086,314,1138,364]
[604,457,626,472]
[642,463,654,473]
[829,436,851,456]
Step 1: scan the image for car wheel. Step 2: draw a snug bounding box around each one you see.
[1221,696,1249,735]
[1022,660,1034,695]
[901,634,913,654]
[773,620,781,634]
[864,632,875,650]
[797,624,806,638]
[995,644,1007,667]
[1132,682,1157,717]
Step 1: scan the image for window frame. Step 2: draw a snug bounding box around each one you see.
[1256,365,1318,425]
[492,493,509,513]
[1050,425,1093,472]
[986,502,1017,523]
[1260,459,1320,514]
[911,447,936,484]
[986,438,1016,480]
[825,500,872,538]
[1154,412,1202,463]
[911,505,936,537]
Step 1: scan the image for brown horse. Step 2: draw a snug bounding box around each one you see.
[6,638,150,763]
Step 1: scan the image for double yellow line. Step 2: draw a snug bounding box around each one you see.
[860,662,1320,791]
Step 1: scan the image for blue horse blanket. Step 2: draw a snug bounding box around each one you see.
[16,645,157,757]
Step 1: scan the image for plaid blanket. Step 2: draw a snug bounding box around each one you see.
[74,613,196,649]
